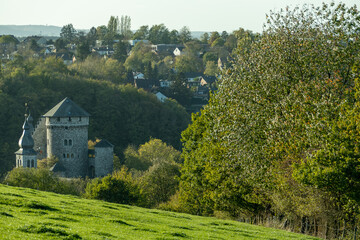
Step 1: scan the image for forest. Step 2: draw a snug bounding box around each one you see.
[1,2,360,239]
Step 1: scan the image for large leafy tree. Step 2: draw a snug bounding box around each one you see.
[180,1,360,230]
[60,24,77,43]
[148,24,170,44]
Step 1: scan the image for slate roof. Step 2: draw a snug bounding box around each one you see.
[43,97,90,117]
[50,162,66,172]
[95,139,114,148]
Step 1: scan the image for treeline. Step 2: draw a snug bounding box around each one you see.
[173,3,360,239]
[0,56,189,175]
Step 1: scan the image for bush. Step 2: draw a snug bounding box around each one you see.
[3,167,88,196]
[84,167,143,205]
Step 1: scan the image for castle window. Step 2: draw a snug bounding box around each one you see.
[69,117,72,122]
[71,154,74,158]
[27,160,30,168]
[69,139,72,146]
[57,117,60,122]
[67,153,70,158]
[31,159,34,168]
[65,126,68,130]
[63,153,66,158]
[64,139,68,146]
[79,117,82,121]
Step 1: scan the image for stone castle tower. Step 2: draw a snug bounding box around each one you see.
[15,114,37,168]
[43,97,90,177]
[18,97,114,178]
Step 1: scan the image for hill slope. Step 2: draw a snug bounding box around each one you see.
[0,25,62,37]
[0,184,319,240]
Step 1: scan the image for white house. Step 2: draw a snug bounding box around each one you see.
[155,92,168,102]
[159,79,173,88]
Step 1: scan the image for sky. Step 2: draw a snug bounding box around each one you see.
[0,0,359,33]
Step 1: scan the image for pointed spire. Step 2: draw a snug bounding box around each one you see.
[27,113,34,134]
[18,118,34,149]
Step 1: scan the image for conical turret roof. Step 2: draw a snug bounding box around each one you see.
[16,118,37,155]
[43,97,90,117]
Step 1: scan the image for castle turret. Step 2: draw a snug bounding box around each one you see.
[43,97,90,177]
[89,139,114,178]
[15,115,37,168]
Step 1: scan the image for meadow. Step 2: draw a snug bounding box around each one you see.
[0,184,319,239]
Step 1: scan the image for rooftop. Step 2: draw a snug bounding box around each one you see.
[43,97,90,117]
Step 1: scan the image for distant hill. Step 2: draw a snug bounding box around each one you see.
[0,25,207,39]
[0,25,62,37]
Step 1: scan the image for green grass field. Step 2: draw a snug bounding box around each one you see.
[0,184,320,240]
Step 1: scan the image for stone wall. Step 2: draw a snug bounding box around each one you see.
[46,116,89,177]
[94,146,113,177]
[32,117,47,160]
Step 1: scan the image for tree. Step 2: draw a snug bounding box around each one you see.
[141,161,180,206]
[149,24,170,44]
[60,24,77,43]
[179,1,360,232]
[200,32,209,44]
[84,167,142,205]
[120,15,132,40]
[54,38,66,51]
[165,73,193,107]
[86,27,97,46]
[202,52,218,64]
[169,30,180,44]
[211,38,225,47]
[76,42,90,61]
[204,61,219,76]
[113,40,130,63]
[107,16,119,35]
[124,139,181,206]
[208,31,220,45]
[174,53,202,73]
[179,26,192,44]
[224,34,237,52]
[220,31,228,41]
[96,25,108,41]
[29,39,40,52]
[133,25,149,40]
[37,156,58,169]
[105,16,120,45]
[124,41,157,72]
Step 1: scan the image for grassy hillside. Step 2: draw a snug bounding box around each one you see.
[0,184,319,240]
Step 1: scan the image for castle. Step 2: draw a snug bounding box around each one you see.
[15,97,114,178]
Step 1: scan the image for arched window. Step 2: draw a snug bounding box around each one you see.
[69,139,72,146]
[63,153,66,158]
[67,153,70,158]
[64,139,68,146]
[31,159,34,167]
[69,117,72,122]
[27,160,30,168]
[71,153,74,158]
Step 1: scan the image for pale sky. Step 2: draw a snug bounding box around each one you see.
[0,0,358,33]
